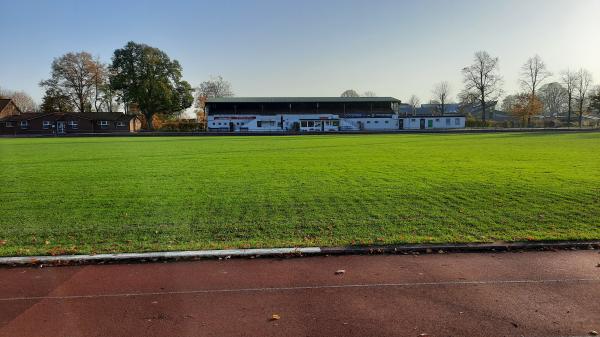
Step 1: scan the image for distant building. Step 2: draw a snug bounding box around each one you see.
[459,101,500,120]
[0,111,142,135]
[417,103,460,115]
[205,97,465,132]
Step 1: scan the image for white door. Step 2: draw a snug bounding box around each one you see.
[57,121,65,134]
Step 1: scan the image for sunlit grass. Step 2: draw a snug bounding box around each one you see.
[0,132,598,256]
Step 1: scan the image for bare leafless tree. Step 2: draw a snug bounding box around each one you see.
[561,69,578,126]
[408,95,420,116]
[195,75,234,121]
[519,55,552,127]
[520,55,552,101]
[92,57,108,112]
[575,69,593,127]
[432,81,451,115]
[0,87,38,111]
[91,61,120,112]
[462,51,503,122]
[197,76,234,99]
[362,91,377,97]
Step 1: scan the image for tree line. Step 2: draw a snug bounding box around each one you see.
[2,46,599,129]
[406,51,599,127]
[0,41,235,130]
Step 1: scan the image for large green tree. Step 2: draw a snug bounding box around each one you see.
[109,42,193,129]
[40,85,75,112]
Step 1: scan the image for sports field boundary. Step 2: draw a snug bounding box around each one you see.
[1,241,598,267]
[1,127,599,138]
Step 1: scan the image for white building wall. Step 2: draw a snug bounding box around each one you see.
[341,117,398,131]
[283,114,339,132]
[208,114,466,132]
[208,114,340,132]
[402,116,465,129]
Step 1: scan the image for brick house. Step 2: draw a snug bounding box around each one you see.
[0,111,142,135]
[0,99,22,119]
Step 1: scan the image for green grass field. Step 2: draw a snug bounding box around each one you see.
[1,132,599,256]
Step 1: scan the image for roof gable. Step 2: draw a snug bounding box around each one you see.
[0,99,22,115]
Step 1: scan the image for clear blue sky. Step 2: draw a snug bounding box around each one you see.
[1,0,598,105]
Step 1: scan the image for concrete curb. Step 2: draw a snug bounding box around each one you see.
[0,241,598,267]
[0,247,322,267]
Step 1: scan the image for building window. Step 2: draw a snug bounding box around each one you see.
[257,121,262,127]
[43,121,52,129]
[20,121,29,129]
[69,120,79,129]
[455,118,460,125]
[446,118,451,125]
[385,120,389,124]
[332,120,339,126]
[115,121,126,127]
[435,119,440,122]
[99,120,109,129]
[367,121,371,124]
[5,121,14,127]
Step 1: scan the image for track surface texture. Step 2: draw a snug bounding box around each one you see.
[1,250,599,337]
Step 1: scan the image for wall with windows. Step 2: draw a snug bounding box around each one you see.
[206,114,466,132]
[402,116,465,129]
[207,114,340,132]
[340,117,398,131]
[0,114,139,135]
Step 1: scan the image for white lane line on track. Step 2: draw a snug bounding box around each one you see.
[1,278,599,302]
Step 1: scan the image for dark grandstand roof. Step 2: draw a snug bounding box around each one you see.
[206,97,401,104]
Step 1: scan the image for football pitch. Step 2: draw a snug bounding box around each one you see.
[1,132,598,256]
